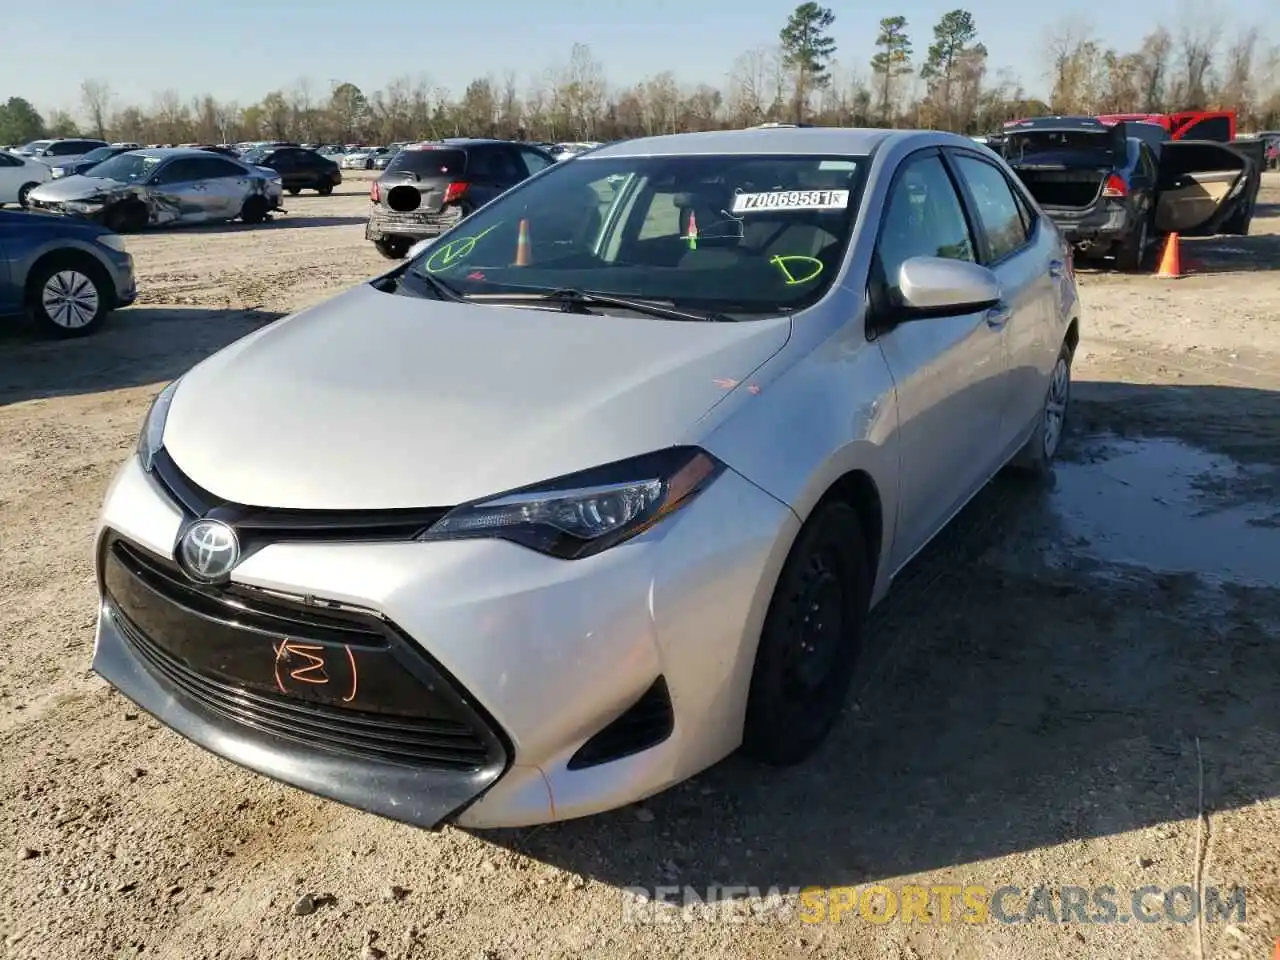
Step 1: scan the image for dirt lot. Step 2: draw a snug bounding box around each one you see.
[1,172,1278,960]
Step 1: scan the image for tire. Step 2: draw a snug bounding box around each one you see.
[1115,216,1149,272]
[1009,339,1073,477]
[317,184,334,196]
[27,256,111,338]
[373,238,410,260]
[18,182,38,208]
[287,186,301,196]
[742,500,871,766]
[240,195,269,225]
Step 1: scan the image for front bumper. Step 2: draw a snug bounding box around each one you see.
[92,452,797,828]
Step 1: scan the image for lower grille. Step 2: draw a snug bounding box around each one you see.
[568,678,674,770]
[102,536,507,772]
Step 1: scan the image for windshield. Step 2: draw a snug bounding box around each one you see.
[405,152,864,314]
[87,153,162,183]
[79,146,117,164]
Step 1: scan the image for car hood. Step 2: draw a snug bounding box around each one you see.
[162,283,791,510]
[29,174,128,202]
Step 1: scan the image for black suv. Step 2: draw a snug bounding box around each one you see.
[365,139,556,259]
[245,146,342,195]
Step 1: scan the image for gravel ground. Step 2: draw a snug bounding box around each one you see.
[1,172,1278,960]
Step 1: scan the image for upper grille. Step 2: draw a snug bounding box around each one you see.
[101,536,507,772]
[151,449,450,547]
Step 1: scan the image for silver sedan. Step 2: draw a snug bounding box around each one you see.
[26,148,284,231]
[91,127,1080,829]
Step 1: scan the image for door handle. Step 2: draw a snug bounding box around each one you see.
[986,304,1012,329]
[1048,259,1064,278]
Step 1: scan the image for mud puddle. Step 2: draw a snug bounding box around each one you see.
[1046,435,1280,586]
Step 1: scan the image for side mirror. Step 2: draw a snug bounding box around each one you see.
[406,237,438,259]
[897,256,1001,315]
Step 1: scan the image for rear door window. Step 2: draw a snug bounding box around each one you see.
[384,147,468,177]
[468,147,522,182]
[188,157,247,180]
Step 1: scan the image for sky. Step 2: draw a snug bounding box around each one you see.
[3,0,1274,119]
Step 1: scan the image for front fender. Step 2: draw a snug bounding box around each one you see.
[693,316,901,603]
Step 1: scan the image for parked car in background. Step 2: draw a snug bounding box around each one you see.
[26,148,285,231]
[551,141,601,161]
[0,150,53,207]
[48,145,137,180]
[16,138,110,169]
[242,146,342,195]
[373,144,406,170]
[1001,117,1159,268]
[343,147,389,170]
[90,127,1081,830]
[0,207,136,337]
[365,139,555,259]
[1001,115,1260,265]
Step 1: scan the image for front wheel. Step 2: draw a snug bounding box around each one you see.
[287,186,301,196]
[743,501,871,766]
[17,182,38,208]
[1010,340,1073,477]
[373,238,409,260]
[28,258,111,338]
[317,184,334,196]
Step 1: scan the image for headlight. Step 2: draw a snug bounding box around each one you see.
[64,200,105,214]
[137,380,180,471]
[51,167,67,178]
[417,447,723,559]
[97,233,127,253]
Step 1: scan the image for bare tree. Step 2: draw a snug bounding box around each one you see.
[1135,28,1174,111]
[80,79,113,140]
[1218,26,1259,117]
[1173,12,1223,108]
[726,46,775,126]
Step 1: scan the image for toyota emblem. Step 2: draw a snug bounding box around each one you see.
[177,519,241,583]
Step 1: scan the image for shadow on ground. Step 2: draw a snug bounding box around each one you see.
[187,215,367,233]
[475,379,1280,892]
[0,306,282,405]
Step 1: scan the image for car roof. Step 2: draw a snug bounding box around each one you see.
[132,147,243,160]
[586,127,908,158]
[1003,116,1113,132]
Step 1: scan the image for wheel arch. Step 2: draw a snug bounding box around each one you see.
[24,247,115,310]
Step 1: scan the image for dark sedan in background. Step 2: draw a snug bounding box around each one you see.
[48,145,137,180]
[241,146,342,195]
[0,209,136,337]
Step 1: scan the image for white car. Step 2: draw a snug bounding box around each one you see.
[0,151,52,207]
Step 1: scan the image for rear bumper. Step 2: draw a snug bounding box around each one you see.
[366,208,462,241]
[1043,201,1136,245]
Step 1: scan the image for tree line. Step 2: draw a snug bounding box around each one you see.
[3,7,1279,148]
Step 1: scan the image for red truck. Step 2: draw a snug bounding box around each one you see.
[1095,110,1237,143]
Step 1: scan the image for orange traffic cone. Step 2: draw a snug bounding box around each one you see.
[514,218,531,266]
[1155,232,1182,278]
[1273,937,1280,960]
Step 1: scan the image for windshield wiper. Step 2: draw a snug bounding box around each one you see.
[385,267,466,302]
[465,288,734,323]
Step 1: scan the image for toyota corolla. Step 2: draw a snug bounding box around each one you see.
[93,127,1081,829]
